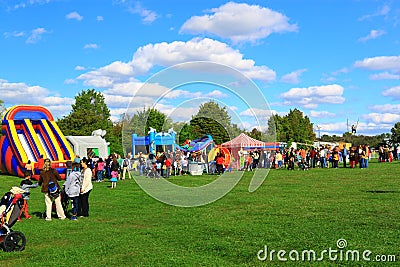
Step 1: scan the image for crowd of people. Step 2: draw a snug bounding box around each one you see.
[238,143,396,171]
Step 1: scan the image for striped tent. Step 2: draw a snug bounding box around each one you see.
[221,133,265,170]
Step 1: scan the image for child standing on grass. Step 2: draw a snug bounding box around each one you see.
[110,166,119,188]
[19,171,39,220]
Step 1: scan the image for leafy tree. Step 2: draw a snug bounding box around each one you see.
[248,128,262,141]
[267,109,315,143]
[177,123,195,145]
[190,101,232,144]
[58,89,112,136]
[146,108,168,133]
[390,122,400,145]
[124,107,169,136]
[57,89,122,155]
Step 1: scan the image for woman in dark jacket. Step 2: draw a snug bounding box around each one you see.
[38,159,66,221]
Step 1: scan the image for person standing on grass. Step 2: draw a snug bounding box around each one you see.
[25,160,34,179]
[276,151,283,169]
[216,153,224,175]
[64,163,82,221]
[78,158,93,217]
[342,146,348,168]
[38,159,66,221]
[19,171,39,220]
[363,145,370,168]
[121,156,132,180]
[164,156,172,178]
[95,158,105,182]
[36,154,45,174]
[110,165,119,188]
[349,147,356,168]
[332,147,339,168]
[138,152,146,176]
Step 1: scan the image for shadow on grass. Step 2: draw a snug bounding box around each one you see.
[365,190,400,193]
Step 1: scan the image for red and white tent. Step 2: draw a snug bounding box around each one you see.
[221,133,265,148]
[221,133,265,169]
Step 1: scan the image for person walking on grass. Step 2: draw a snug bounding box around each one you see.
[38,159,66,221]
[78,158,93,217]
[64,162,82,221]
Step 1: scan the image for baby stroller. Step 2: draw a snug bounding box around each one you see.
[0,187,27,252]
[297,159,310,171]
[144,159,160,178]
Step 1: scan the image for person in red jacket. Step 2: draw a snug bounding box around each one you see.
[216,153,225,175]
[164,157,172,178]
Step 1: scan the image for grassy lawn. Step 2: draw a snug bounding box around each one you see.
[0,160,399,266]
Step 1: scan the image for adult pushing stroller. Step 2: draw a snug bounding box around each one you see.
[0,187,27,252]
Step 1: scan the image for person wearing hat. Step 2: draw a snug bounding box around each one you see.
[38,159,66,221]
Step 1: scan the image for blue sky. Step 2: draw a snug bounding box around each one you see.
[1,0,400,136]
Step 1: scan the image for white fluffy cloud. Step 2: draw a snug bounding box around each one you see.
[309,110,336,118]
[132,38,276,80]
[368,103,400,113]
[66,11,83,21]
[119,1,157,24]
[382,86,400,100]
[180,2,297,43]
[358,29,386,42]
[0,78,74,118]
[281,84,345,109]
[369,72,400,80]
[78,38,276,89]
[362,113,400,124]
[239,108,275,117]
[354,56,400,70]
[358,4,390,21]
[316,121,392,136]
[281,69,307,84]
[83,43,99,49]
[26,27,48,44]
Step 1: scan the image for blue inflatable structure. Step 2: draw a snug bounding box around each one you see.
[132,128,177,156]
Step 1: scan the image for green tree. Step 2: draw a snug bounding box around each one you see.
[124,107,169,136]
[58,89,112,135]
[190,101,232,144]
[248,128,262,141]
[57,89,121,154]
[267,109,316,143]
[390,122,400,145]
[177,123,195,145]
[146,108,168,133]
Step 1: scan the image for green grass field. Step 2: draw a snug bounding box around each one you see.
[0,160,399,266]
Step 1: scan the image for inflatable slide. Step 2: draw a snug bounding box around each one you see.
[0,105,74,179]
[175,135,214,153]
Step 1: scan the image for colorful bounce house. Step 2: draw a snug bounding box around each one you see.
[132,128,177,156]
[0,105,74,180]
